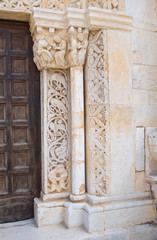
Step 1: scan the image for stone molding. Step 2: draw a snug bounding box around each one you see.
[30,7,132,31]
[29,5,132,70]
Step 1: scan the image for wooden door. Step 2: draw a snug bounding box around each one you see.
[0,20,41,223]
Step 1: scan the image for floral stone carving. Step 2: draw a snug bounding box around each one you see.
[85,30,110,196]
[88,0,124,11]
[0,0,41,11]
[68,0,83,8]
[47,0,66,11]
[47,0,83,10]
[47,70,70,193]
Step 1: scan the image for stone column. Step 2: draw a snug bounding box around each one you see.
[70,66,86,202]
[68,27,88,202]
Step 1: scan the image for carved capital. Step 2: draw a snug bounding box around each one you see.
[31,26,69,70]
[68,27,89,67]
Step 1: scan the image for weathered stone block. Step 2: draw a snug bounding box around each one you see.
[136,127,145,172]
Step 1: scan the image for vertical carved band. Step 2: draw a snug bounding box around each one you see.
[47,70,70,193]
[85,30,110,196]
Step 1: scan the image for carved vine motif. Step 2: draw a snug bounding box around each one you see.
[0,0,41,11]
[33,27,68,70]
[88,0,123,11]
[68,27,89,67]
[47,0,66,10]
[68,0,82,8]
[85,30,109,196]
[47,70,70,193]
[47,0,82,10]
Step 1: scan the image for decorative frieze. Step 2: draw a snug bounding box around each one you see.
[47,0,66,10]
[88,0,124,11]
[47,70,70,193]
[85,30,110,196]
[68,0,83,9]
[47,0,83,10]
[0,0,124,12]
[0,0,41,11]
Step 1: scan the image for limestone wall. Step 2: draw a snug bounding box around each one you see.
[126,0,157,192]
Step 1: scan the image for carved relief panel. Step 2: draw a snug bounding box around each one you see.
[85,30,110,196]
[47,70,70,193]
[32,26,88,70]
[88,0,124,11]
[0,0,41,11]
[0,0,124,13]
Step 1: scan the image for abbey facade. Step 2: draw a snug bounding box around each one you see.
[0,0,157,234]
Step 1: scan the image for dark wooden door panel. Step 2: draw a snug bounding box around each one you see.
[0,20,41,224]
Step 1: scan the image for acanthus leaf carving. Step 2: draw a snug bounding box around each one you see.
[47,70,70,193]
[85,30,110,196]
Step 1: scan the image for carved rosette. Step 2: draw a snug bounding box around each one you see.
[47,70,70,193]
[85,30,110,196]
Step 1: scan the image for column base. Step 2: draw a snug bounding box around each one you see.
[34,192,157,233]
[70,194,86,202]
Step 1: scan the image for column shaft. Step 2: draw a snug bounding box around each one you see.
[70,66,86,202]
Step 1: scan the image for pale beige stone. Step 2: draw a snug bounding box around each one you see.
[133,51,142,64]
[145,127,157,176]
[34,198,66,227]
[64,202,85,228]
[133,65,157,91]
[136,127,145,171]
[148,91,157,105]
[70,66,86,201]
[135,106,157,127]
[110,106,135,196]
[133,89,148,105]
[104,201,156,229]
[125,0,157,31]
[132,29,157,66]
[108,29,132,105]
[135,172,146,192]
